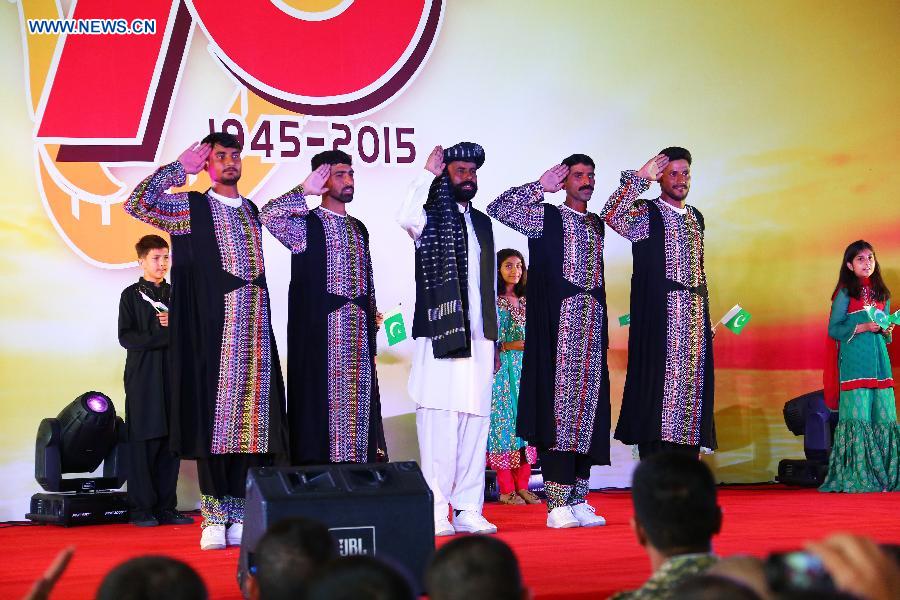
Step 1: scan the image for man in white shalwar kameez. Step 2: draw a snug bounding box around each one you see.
[396,143,498,536]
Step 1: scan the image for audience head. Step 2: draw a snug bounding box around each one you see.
[426,536,527,600]
[305,555,414,600]
[96,555,206,600]
[630,452,721,556]
[247,517,337,600]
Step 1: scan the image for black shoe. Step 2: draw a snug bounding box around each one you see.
[157,509,194,525]
[130,511,159,527]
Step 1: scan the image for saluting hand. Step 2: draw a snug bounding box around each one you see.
[302,164,331,195]
[636,154,669,182]
[177,142,211,175]
[539,164,569,193]
[425,145,445,176]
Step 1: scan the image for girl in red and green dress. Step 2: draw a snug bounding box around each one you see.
[821,240,900,492]
[488,249,540,505]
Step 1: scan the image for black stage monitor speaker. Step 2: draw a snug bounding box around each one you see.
[238,461,434,595]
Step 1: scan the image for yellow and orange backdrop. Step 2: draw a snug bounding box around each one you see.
[2,0,899,520]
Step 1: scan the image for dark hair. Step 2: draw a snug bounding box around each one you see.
[833,240,890,302]
[670,574,761,600]
[561,153,595,169]
[200,131,242,151]
[497,249,527,298]
[306,555,414,600]
[311,149,353,171]
[96,556,207,600]
[426,536,524,600]
[659,146,692,165]
[135,234,169,259]
[254,517,338,600]
[631,453,721,553]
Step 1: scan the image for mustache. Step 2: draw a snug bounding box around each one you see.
[579,185,594,192]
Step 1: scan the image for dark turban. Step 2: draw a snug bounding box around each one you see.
[443,142,485,168]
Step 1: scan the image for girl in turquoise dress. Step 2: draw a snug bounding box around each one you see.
[488,249,540,504]
[821,240,900,492]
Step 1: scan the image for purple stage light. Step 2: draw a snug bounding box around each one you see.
[85,394,109,413]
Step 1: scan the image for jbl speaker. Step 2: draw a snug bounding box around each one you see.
[238,461,434,595]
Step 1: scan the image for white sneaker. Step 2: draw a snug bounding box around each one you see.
[200,525,226,550]
[546,506,580,529]
[571,502,606,527]
[452,510,497,534]
[435,517,455,537]
[226,523,243,546]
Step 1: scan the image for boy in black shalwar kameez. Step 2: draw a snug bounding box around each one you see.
[118,235,192,527]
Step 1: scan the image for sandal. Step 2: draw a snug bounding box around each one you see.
[516,489,543,504]
[499,492,526,505]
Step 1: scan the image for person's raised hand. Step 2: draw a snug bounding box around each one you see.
[24,546,74,600]
[806,533,900,600]
[303,164,331,196]
[425,145,445,176]
[539,164,569,193]
[177,142,211,175]
[636,154,669,182]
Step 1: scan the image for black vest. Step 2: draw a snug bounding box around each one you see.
[411,206,497,341]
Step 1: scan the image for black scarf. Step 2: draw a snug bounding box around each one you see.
[418,174,473,358]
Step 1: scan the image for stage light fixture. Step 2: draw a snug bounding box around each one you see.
[26,391,129,526]
[777,389,838,486]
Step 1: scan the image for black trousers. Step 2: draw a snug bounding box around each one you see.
[539,449,592,485]
[637,440,701,460]
[196,453,274,499]
[127,437,180,515]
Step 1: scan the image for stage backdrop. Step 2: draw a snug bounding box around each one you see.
[2,0,899,521]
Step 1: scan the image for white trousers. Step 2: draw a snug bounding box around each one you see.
[416,407,489,519]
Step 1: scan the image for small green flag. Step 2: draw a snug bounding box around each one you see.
[618,313,630,327]
[384,311,408,346]
[865,305,892,329]
[722,304,751,334]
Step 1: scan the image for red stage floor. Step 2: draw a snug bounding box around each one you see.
[2,486,899,599]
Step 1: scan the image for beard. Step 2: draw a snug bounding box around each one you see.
[330,187,354,203]
[664,183,689,200]
[452,181,477,202]
[220,171,241,186]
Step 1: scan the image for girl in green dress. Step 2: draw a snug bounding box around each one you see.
[821,240,900,492]
[488,249,540,504]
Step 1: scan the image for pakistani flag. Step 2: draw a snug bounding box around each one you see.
[383,309,408,346]
[721,304,751,334]
[864,305,892,329]
[618,313,631,327]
